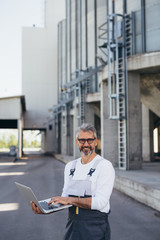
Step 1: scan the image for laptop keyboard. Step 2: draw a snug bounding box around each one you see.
[40,201,61,210]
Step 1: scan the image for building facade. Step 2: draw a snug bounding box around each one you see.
[51,0,160,169]
[22,0,65,153]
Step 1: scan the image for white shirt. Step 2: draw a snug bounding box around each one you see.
[62,155,115,213]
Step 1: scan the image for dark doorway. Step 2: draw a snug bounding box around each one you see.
[0,120,17,128]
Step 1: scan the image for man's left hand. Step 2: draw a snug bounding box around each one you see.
[48,196,70,206]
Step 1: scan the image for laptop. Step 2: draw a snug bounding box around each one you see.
[15,182,72,214]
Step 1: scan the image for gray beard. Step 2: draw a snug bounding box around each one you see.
[80,148,94,157]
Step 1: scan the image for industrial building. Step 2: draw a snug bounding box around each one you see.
[0,0,64,156]
[0,95,26,158]
[21,0,64,154]
[0,0,159,212]
[50,0,160,170]
[1,0,159,171]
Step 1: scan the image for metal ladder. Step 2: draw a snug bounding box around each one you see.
[75,82,86,125]
[107,13,132,169]
[118,57,127,169]
[125,14,133,57]
[80,82,86,124]
[62,104,67,136]
[61,91,71,137]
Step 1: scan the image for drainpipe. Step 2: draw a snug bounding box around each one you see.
[141,0,146,53]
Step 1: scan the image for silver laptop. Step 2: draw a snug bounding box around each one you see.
[15,182,72,214]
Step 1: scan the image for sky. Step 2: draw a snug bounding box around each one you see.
[0,0,65,98]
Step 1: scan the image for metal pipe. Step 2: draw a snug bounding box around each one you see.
[141,0,146,53]
[66,0,68,83]
[112,0,115,58]
[112,0,115,14]
[85,0,88,68]
[123,0,127,14]
[57,24,60,102]
[80,0,82,70]
[69,0,72,79]
[131,11,136,55]
[94,0,98,91]
[75,0,78,70]
[106,0,109,16]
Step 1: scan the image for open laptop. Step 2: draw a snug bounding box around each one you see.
[15,182,72,214]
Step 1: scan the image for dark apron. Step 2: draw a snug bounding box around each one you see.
[63,159,111,240]
[64,204,111,240]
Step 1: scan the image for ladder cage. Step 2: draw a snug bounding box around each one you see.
[118,119,127,169]
[75,82,86,125]
[62,104,67,137]
[105,13,133,170]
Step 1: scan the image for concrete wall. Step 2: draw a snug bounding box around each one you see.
[142,104,150,161]
[141,73,160,118]
[99,71,143,169]
[100,79,119,167]
[127,0,141,13]
[86,103,100,124]
[99,51,160,167]
[127,72,142,169]
[0,97,21,119]
[22,26,55,152]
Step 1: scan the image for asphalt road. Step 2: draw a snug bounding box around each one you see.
[0,154,159,240]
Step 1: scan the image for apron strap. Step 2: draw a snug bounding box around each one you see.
[86,157,102,180]
[69,156,103,180]
[69,160,77,177]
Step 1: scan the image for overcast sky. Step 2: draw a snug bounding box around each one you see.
[0,0,65,98]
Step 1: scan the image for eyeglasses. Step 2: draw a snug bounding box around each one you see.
[77,138,96,144]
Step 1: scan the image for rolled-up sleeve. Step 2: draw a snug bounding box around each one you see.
[61,162,71,197]
[91,161,115,211]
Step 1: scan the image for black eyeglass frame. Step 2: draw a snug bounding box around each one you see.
[77,138,96,144]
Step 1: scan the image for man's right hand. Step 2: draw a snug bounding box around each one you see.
[30,201,43,214]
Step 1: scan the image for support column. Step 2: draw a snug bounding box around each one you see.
[73,100,80,159]
[127,72,142,169]
[158,126,160,153]
[61,113,67,155]
[101,79,118,167]
[142,103,150,161]
[149,111,154,161]
[18,119,22,158]
[68,115,73,155]
[41,131,45,152]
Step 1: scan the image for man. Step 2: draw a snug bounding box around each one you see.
[31,123,115,240]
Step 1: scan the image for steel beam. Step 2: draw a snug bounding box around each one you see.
[63,64,105,88]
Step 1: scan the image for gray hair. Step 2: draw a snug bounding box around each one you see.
[76,123,97,139]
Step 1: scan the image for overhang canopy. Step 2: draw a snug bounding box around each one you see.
[0,95,26,126]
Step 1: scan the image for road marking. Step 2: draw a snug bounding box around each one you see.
[0,203,19,211]
[0,162,27,166]
[0,172,25,176]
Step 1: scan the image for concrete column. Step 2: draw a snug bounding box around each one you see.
[46,125,56,153]
[61,114,67,155]
[41,131,45,152]
[127,72,142,169]
[149,111,154,161]
[158,126,160,153]
[18,119,22,158]
[142,104,150,161]
[67,115,73,156]
[73,101,80,159]
[101,79,118,167]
